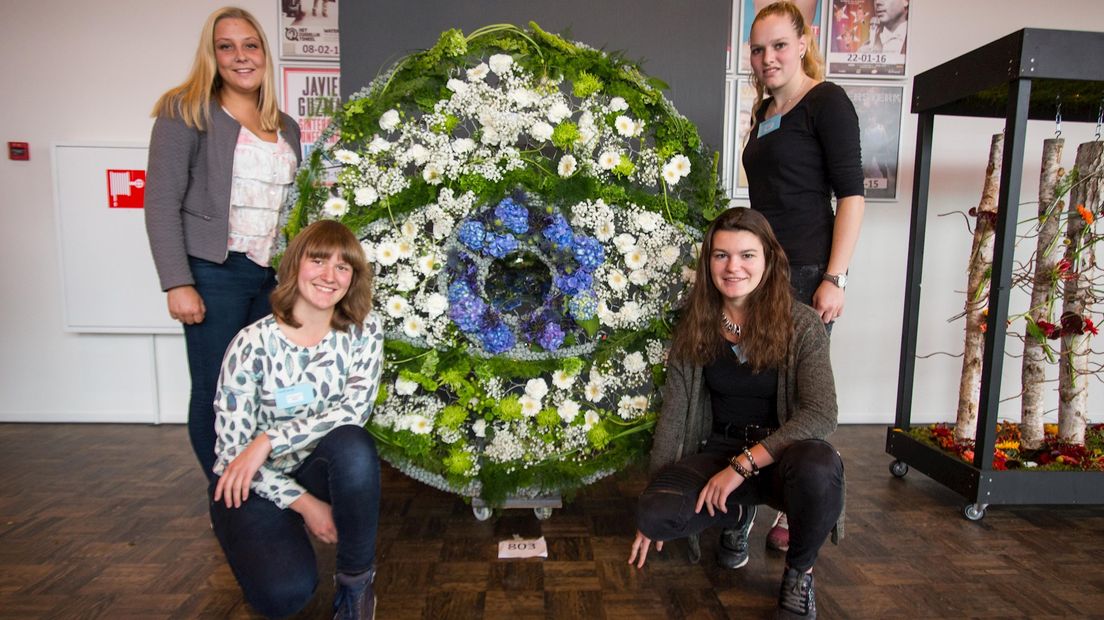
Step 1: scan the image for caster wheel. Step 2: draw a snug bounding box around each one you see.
[962,503,987,521]
[473,505,493,521]
[889,460,909,478]
[534,507,553,520]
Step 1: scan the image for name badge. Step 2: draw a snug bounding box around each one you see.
[275,383,316,410]
[757,114,781,137]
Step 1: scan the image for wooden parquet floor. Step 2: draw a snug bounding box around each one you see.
[1,423,1102,619]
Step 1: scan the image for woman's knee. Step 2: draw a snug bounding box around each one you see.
[780,440,843,485]
[319,425,380,485]
[244,569,317,618]
[637,489,691,540]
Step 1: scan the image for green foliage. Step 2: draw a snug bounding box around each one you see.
[551,121,580,149]
[572,71,603,98]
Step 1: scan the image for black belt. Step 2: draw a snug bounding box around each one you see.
[711,422,776,443]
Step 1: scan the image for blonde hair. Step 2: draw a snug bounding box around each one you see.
[749,1,825,121]
[151,6,282,132]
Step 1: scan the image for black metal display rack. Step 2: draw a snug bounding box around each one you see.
[886,28,1104,520]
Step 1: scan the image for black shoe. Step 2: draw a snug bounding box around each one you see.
[717,504,756,569]
[333,569,376,620]
[777,566,816,619]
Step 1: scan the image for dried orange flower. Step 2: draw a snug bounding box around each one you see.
[1077,203,1094,225]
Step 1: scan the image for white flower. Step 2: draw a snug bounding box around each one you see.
[385,295,409,317]
[614,115,635,137]
[452,138,476,154]
[662,162,681,185]
[368,136,391,154]
[628,269,651,286]
[472,418,487,438]
[333,149,360,164]
[547,101,571,123]
[396,240,415,259]
[525,378,549,400]
[613,233,637,253]
[624,248,648,270]
[681,265,696,283]
[508,88,538,108]
[578,126,596,144]
[519,395,542,417]
[376,241,400,266]
[407,414,433,434]
[637,211,661,232]
[395,376,418,396]
[595,219,615,241]
[489,53,514,74]
[408,144,429,165]
[423,163,443,185]
[557,155,577,178]
[624,352,646,374]
[354,186,379,206]
[466,62,489,81]
[632,119,646,137]
[423,292,448,318]
[379,109,400,131]
[659,245,681,267]
[416,254,439,275]
[446,78,468,93]
[584,380,604,402]
[530,121,554,142]
[361,242,376,263]
[400,220,418,239]
[557,399,580,423]
[322,196,348,217]
[607,269,628,291]
[551,370,576,389]
[632,395,649,411]
[609,97,629,112]
[621,300,642,322]
[403,316,426,338]
[583,410,601,430]
[395,268,418,291]
[599,151,620,170]
[669,154,691,177]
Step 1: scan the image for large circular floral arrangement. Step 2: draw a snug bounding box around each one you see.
[287,23,725,504]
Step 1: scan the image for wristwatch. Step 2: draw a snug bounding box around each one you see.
[822,272,848,289]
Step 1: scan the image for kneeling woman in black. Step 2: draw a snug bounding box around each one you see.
[627,207,843,619]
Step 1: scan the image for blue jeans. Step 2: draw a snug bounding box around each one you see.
[791,264,833,335]
[638,437,843,571]
[209,425,382,618]
[184,253,276,480]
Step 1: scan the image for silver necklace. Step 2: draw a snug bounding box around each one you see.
[720,311,741,337]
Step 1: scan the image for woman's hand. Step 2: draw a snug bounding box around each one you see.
[167,285,206,324]
[213,434,272,508]
[290,493,338,544]
[695,466,745,517]
[812,280,845,324]
[627,529,663,568]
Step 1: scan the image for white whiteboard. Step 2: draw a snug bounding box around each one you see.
[52,142,181,334]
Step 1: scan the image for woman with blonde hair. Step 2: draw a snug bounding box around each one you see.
[145,6,302,480]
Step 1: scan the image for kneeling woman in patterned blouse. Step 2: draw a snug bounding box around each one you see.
[210,220,384,620]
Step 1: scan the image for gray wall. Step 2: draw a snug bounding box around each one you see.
[340,0,730,152]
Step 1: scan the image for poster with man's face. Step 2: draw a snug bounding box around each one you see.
[839,82,904,200]
[827,0,909,76]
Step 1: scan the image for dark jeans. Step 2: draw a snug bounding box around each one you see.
[209,425,381,618]
[638,437,843,571]
[184,253,276,480]
[791,263,832,335]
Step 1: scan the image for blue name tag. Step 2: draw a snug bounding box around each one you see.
[275,383,316,410]
[757,114,781,137]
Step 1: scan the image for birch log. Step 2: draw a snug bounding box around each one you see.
[1020,138,1066,449]
[1058,141,1104,444]
[955,134,1003,442]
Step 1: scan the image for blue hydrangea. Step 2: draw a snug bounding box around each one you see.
[494,198,530,234]
[556,270,593,295]
[542,214,574,250]
[572,235,605,272]
[536,321,566,351]
[448,286,487,332]
[484,232,519,259]
[481,322,516,353]
[457,221,486,251]
[448,280,474,303]
[567,290,598,320]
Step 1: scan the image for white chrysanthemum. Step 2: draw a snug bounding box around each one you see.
[669,154,692,177]
[508,88,538,108]
[624,247,648,270]
[403,316,426,338]
[530,121,553,142]
[407,414,433,434]
[396,240,415,259]
[400,219,418,239]
[446,78,468,93]
[354,186,379,206]
[598,151,620,170]
[557,399,580,423]
[416,254,439,275]
[379,109,400,131]
[395,268,418,291]
[621,301,642,322]
[607,269,628,291]
[584,380,604,402]
[547,101,571,123]
[662,162,681,185]
[489,53,514,74]
[628,269,651,286]
[452,138,475,154]
[368,136,391,154]
[551,370,576,389]
[423,292,448,317]
[472,418,487,438]
[334,149,360,164]
[519,395,542,417]
[385,295,410,317]
[525,378,549,400]
[595,219,615,241]
[609,97,629,112]
[613,233,637,253]
[395,376,418,396]
[633,119,646,137]
[578,125,596,145]
[423,163,443,185]
[624,352,646,374]
[632,395,649,411]
[322,197,348,218]
[637,211,661,232]
[408,144,429,165]
[361,242,377,263]
[466,62,489,81]
[659,245,681,267]
[614,115,635,137]
[376,241,400,266]
[583,410,601,430]
[558,155,577,178]
[681,265,696,283]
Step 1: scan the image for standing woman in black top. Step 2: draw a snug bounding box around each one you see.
[739,0,864,555]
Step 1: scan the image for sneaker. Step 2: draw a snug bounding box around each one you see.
[333,569,376,620]
[777,566,816,619]
[767,511,790,552]
[717,504,756,569]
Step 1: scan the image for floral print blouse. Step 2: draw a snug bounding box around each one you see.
[212,313,384,509]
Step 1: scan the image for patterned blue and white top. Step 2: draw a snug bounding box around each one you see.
[212,313,385,509]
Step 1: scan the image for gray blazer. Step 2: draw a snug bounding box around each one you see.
[144,101,302,291]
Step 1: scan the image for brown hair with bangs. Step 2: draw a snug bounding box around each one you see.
[669,207,793,371]
[271,220,374,331]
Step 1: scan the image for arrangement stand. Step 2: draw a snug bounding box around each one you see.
[471,495,562,521]
[888,28,1104,520]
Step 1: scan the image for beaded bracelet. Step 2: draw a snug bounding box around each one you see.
[742,447,759,475]
[729,455,753,479]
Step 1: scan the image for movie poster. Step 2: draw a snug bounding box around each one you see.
[839,82,903,200]
[736,0,824,75]
[731,78,758,196]
[827,0,909,76]
[281,66,341,161]
[279,0,340,61]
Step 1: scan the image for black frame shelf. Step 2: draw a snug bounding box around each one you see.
[889,28,1104,519]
